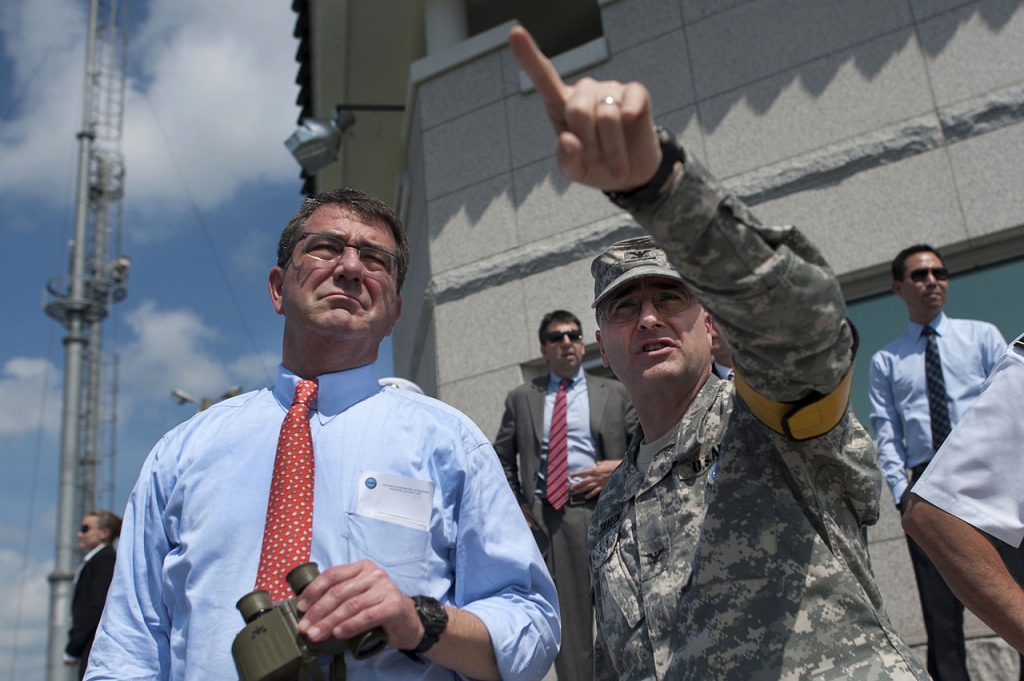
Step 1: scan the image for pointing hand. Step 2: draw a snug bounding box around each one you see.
[508,25,663,192]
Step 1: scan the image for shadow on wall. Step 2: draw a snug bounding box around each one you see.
[425,0,1023,243]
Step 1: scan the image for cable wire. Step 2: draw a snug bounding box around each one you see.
[6,323,58,681]
[5,106,82,680]
[0,6,80,136]
[140,94,274,385]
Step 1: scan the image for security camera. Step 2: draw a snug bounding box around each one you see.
[109,255,131,284]
[171,389,197,406]
[221,386,243,400]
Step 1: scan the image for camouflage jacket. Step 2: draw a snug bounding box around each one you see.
[588,148,928,680]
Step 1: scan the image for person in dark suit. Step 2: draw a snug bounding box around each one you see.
[495,309,637,681]
[64,509,121,679]
[710,317,735,380]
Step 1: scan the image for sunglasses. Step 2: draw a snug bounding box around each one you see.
[80,524,94,533]
[544,329,583,344]
[908,267,949,283]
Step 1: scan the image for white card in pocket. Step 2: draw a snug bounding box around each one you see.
[355,471,435,530]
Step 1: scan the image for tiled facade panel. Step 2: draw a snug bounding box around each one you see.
[398,2,1024,669]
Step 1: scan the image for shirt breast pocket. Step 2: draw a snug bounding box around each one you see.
[344,513,430,592]
[590,530,643,630]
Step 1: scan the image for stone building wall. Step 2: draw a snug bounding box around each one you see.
[390,0,1024,671]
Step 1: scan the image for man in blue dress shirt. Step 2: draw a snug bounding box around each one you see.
[85,188,559,681]
[869,243,1005,680]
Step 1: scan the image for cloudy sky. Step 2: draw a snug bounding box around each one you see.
[0,0,391,676]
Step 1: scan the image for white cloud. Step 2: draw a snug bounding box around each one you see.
[118,300,232,402]
[0,548,52,681]
[0,357,61,436]
[0,0,86,185]
[0,0,300,215]
[0,301,274,445]
[0,504,56,549]
[231,226,280,279]
[228,351,280,391]
[122,0,300,210]
[115,299,279,409]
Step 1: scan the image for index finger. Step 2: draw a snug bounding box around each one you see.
[296,561,362,610]
[509,26,568,122]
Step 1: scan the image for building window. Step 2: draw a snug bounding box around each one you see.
[466,0,603,57]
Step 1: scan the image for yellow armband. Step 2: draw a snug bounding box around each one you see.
[732,363,854,441]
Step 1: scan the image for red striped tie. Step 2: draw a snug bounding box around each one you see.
[255,379,318,601]
[547,378,572,510]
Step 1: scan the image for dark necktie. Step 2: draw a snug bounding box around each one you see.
[546,378,572,510]
[255,379,318,601]
[922,326,951,450]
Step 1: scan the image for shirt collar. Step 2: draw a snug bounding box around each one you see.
[908,310,948,338]
[548,366,585,389]
[82,544,106,563]
[274,362,381,417]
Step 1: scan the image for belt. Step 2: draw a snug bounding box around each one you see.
[910,460,932,483]
[542,492,594,508]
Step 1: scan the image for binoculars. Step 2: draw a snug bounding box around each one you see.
[232,562,388,681]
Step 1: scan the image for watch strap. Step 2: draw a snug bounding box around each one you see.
[411,595,447,654]
[603,126,683,210]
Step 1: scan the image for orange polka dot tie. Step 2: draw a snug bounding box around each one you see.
[255,379,318,601]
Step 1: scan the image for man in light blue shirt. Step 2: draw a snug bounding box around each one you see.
[869,243,1005,681]
[86,188,559,681]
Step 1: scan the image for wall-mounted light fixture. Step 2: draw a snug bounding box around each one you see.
[284,104,404,176]
[171,386,243,412]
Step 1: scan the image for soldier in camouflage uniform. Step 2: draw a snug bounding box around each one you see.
[509,26,928,680]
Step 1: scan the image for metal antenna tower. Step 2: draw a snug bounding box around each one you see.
[43,0,130,677]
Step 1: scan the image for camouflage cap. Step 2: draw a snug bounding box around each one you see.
[591,236,685,308]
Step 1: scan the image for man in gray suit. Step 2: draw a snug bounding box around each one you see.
[495,309,637,681]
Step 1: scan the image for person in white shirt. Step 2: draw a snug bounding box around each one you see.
[904,334,1024,657]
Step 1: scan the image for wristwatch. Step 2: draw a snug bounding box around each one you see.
[410,595,448,653]
[603,126,684,210]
